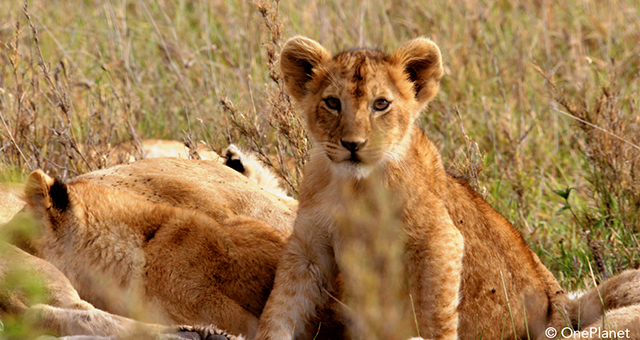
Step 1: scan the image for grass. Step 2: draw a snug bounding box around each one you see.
[0,0,639,333]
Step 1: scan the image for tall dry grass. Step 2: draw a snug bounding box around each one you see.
[0,0,638,323]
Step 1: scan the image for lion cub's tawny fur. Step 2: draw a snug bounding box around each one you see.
[255,36,567,340]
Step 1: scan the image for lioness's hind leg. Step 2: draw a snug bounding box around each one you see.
[24,304,174,336]
[565,305,640,340]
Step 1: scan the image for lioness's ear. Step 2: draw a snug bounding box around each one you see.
[392,37,443,106]
[280,36,331,102]
[24,170,69,226]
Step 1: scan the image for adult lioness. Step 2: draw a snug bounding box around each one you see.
[255,37,568,340]
[19,158,296,338]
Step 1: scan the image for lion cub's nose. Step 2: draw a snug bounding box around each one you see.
[341,139,367,153]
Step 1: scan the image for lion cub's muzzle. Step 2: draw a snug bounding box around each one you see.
[340,138,367,163]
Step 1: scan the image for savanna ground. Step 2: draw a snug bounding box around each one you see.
[0,0,639,336]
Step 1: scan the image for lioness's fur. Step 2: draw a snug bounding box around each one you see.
[108,139,221,164]
[572,269,640,328]
[0,242,176,337]
[20,158,295,337]
[0,184,24,225]
[562,269,640,337]
[568,305,640,340]
[256,36,568,340]
[74,157,296,234]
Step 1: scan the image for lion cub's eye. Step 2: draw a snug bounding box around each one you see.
[323,97,341,112]
[373,98,390,111]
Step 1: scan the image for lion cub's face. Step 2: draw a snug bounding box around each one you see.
[280,36,443,177]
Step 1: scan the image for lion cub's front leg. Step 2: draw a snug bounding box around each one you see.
[406,211,464,340]
[255,214,337,340]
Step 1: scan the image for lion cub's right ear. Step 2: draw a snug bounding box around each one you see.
[24,170,70,227]
[280,36,331,102]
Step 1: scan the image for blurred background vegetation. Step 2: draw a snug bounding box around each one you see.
[0,0,638,295]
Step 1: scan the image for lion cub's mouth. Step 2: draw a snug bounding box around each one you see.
[331,150,364,165]
[336,139,368,164]
[328,148,378,179]
[333,158,372,178]
[347,153,362,163]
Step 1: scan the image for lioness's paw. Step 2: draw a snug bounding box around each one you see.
[177,325,246,340]
[224,144,246,174]
[223,144,292,200]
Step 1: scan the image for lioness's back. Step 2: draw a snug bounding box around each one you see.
[78,157,296,235]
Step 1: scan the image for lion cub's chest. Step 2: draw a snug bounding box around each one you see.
[298,151,456,253]
[298,163,411,248]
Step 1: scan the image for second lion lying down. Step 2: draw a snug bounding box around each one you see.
[9,156,297,338]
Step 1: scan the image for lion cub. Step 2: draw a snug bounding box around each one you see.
[255,37,567,340]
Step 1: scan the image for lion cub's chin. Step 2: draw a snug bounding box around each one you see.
[330,160,376,179]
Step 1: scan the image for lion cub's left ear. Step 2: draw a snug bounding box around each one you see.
[391,38,444,106]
